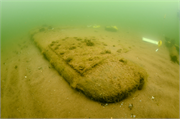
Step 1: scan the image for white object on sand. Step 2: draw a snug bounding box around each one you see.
[142,37,159,45]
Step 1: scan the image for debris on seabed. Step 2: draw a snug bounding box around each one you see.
[121,102,124,105]
[25,76,27,78]
[131,114,136,118]
[128,103,133,110]
[15,65,18,69]
[38,67,42,70]
[152,96,155,100]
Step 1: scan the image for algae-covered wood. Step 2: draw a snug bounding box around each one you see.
[31,27,147,102]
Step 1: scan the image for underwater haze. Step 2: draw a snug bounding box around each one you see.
[1,0,180,118]
[1,0,179,47]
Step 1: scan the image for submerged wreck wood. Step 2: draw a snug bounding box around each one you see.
[30,28,147,103]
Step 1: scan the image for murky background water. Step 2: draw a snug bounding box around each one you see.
[1,0,179,118]
[1,0,179,47]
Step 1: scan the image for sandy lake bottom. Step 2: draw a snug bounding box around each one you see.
[1,26,179,118]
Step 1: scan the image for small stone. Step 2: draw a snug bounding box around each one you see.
[38,67,42,70]
[106,103,108,106]
[152,96,155,100]
[15,65,18,69]
[133,115,136,118]
[121,102,124,105]
[25,76,27,78]
[128,103,133,110]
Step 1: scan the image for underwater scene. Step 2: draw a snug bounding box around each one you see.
[1,0,179,118]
